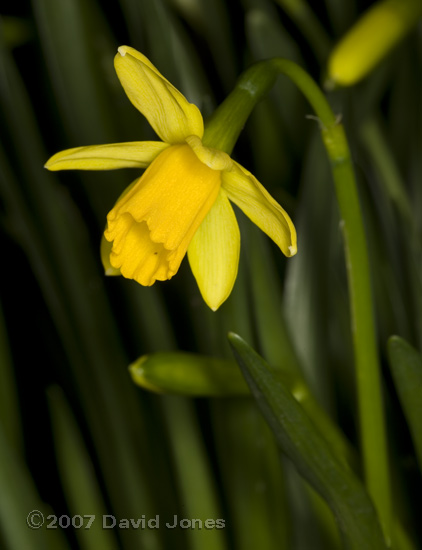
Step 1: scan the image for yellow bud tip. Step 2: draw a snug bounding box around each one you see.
[117,46,127,57]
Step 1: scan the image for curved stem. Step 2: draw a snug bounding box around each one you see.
[204,58,337,154]
[205,58,391,543]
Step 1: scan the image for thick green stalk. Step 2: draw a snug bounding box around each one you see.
[321,122,390,542]
[204,59,336,155]
[205,58,391,543]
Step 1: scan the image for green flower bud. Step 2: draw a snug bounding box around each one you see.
[129,352,249,396]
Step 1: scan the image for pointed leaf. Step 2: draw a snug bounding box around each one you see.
[0,423,70,550]
[228,333,387,550]
[387,336,422,473]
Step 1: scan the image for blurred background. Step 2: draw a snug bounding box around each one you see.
[1,0,422,548]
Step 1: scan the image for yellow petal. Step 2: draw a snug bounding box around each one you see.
[115,46,204,144]
[108,214,176,285]
[188,189,240,311]
[105,144,221,286]
[45,141,169,171]
[100,178,142,277]
[185,135,233,171]
[222,161,297,257]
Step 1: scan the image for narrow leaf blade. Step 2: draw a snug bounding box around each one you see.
[387,335,422,473]
[228,333,387,550]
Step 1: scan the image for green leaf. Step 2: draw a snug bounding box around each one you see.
[0,39,165,550]
[247,226,302,376]
[272,0,331,62]
[0,423,70,550]
[48,387,119,550]
[387,336,422,473]
[0,301,22,453]
[228,333,387,550]
[211,399,289,550]
[0,16,33,49]
[32,0,116,144]
[247,226,356,473]
[159,397,228,550]
[283,131,338,404]
[245,3,306,154]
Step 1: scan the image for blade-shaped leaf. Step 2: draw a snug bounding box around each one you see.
[48,387,119,550]
[387,336,422,473]
[228,333,387,550]
[0,423,70,550]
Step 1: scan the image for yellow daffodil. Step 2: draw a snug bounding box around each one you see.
[45,46,296,310]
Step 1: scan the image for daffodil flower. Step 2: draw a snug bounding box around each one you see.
[45,46,296,310]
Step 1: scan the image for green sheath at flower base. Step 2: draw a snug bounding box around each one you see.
[129,352,249,396]
[326,0,422,87]
[203,58,336,155]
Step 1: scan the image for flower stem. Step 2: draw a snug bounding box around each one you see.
[320,122,391,545]
[205,59,391,543]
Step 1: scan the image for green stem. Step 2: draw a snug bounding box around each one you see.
[321,123,391,542]
[205,58,391,543]
[204,59,336,155]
